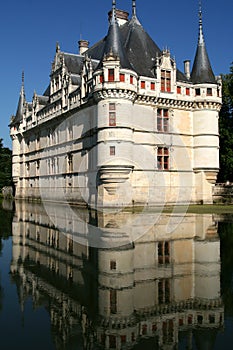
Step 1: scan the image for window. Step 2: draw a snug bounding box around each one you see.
[158,279,171,304]
[161,70,171,92]
[162,319,173,344]
[177,86,181,94]
[195,88,201,96]
[67,153,73,172]
[110,260,116,270]
[157,147,169,170]
[130,75,134,84]
[157,109,169,132]
[110,146,115,156]
[100,74,104,83]
[109,112,116,126]
[108,69,115,82]
[207,88,212,96]
[110,290,117,314]
[121,335,126,344]
[151,82,155,90]
[109,103,116,126]
[186,87,190,95]
[141,80,146,89]
[120,73,125,82]
[109,335,116,349]
[158,241,170,264]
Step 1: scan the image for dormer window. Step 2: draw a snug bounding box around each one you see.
[108,69,115,82]
[161,70,171,92]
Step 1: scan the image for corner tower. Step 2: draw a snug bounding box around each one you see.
[191,2,222,203]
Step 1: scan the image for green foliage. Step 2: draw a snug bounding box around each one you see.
[0,138,12,190]
[218,62,233,182]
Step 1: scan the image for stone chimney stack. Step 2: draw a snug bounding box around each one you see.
[78,40,89,55]
[184,60,191,79]
[108,9,129,26]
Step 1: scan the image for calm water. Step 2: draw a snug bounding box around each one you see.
[1,199,233,349]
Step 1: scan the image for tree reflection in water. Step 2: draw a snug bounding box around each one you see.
[0,199,14,311]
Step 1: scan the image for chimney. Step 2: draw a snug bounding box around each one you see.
[108,9,129,26]
[78,40,89,55]
[184,60,191,79]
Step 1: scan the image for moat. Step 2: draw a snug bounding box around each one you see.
[1,199,233,349]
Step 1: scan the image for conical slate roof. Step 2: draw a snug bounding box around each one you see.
[191,9,216,84]
[12,73,25,126]
[97,2,132,70]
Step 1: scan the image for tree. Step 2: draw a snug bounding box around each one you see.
[0,139,12,190]
[218,62,233,182]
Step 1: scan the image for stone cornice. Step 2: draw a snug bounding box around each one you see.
[93,89,137,102]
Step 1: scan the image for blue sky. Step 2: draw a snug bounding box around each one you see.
[0,0,232,149]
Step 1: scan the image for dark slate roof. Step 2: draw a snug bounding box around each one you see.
[43,85,50,97]
[38,95,49,105]
[64,53,84,75]
[191,13,216,84]
[96,6,132,70]
[121,15,161,77]
[86,13,187,82]
[12,84,25,125]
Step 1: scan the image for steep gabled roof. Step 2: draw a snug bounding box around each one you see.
[191,8,216,84]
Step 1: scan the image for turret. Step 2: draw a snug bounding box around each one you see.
[192,2,222,203]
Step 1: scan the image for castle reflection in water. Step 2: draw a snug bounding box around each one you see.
[10,201,223,349]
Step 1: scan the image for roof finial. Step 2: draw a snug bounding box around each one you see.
[132,0,137,17]
[22,70,25,88]
[111,0,117,23]
[198,0,204,44]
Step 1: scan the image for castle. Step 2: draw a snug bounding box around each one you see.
[10,1,222,207]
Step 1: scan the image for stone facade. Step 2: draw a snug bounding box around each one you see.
[10,2,222,207]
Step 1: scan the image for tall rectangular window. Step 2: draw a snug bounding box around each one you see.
[151,82,155,90]
[161,70,171,92]
[157,147,169,170]
[158,279,171,304]
[141,80,146,89]
[109,103,116,126]
[67,153,73,172]
[130,75,134,84]
[110,146,115,156]
[110,290,117,314]
[108,69,115,82]
[100,74,104,83]
[157,109,169,132]
[186,87,190,96]
[207,88,212,96]
[177,86,181,94]
[195,88,200,96]
[120,73,125,82]
[158,241,170,264]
